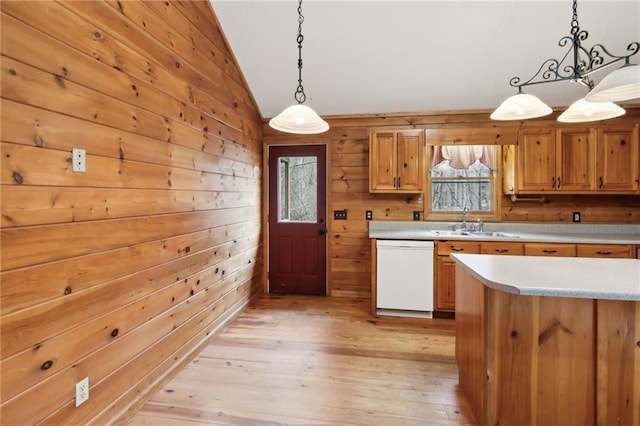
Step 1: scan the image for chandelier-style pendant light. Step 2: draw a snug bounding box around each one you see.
[269,0,329,134]
[491,0,639,123]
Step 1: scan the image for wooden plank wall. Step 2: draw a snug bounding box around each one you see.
[263,110,640,299]
[1,1,263,424]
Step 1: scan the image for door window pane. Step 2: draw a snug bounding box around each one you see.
[278,156,317,222]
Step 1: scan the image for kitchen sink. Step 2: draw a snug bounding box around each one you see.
[430,230,519,238]
[469,231,519,238]
[430,230,472,236]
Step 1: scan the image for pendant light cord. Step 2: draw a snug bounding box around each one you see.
[294,0,306,104]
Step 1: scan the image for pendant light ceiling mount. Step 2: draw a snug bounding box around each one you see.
[491,0,639,123]
[269,0,329,135]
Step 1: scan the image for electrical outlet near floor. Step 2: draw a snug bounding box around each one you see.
[75,377,89,407]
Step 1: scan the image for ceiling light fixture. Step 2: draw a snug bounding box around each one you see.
[269,0,329,134]
[491,0,639,123]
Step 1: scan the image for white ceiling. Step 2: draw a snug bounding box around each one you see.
[210,1,640,119]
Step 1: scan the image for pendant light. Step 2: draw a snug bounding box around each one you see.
[269,0,329,134]
[586,63,640,102]
[490,90,552,120]
[557,98,625,123]
[491,0,639,123]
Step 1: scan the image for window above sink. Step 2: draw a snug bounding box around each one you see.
[425,144,502,222]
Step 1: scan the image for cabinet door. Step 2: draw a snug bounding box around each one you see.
[369,132,397,192]
[596,126,639,193]
[517,128,556,192]
[396,131,424,192]
[556,128,596,192]
[435,256,456,311]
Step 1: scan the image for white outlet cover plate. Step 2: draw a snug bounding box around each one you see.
[72,148,86,173]
[75,377,89,407]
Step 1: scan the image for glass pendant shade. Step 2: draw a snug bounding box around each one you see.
[557,98,625,123]
[585,64,640,102]
[490,93,553,120]
[269,104,329,134]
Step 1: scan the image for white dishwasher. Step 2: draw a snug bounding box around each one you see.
[376,240,434,318]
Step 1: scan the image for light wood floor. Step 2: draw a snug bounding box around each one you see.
[127,295,476,425]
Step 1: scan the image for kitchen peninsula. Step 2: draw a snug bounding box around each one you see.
[452,254,640,426]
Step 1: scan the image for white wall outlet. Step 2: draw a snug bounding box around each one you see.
[72,148,86,172]
[75,377,89,407]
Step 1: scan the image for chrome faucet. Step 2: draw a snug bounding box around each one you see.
[476,218,484,232]
[460,207,470,230]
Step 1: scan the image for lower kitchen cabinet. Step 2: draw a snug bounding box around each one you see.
[435,241,633,314]
[435,256,457,311]
[435,241,480,312]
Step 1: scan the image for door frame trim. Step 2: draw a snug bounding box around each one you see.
[263,142,329,295]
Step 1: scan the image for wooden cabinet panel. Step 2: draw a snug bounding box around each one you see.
[524,243,576,257]
[369,130,424,193]
[426,127,517,145]
[517,128,556,192]
[480,241,524,255]
[596,126,639,193]
[369,132,396,191]
[435,256,457,311]
[556,128,596,191]
[595,300,640,426]
[577,244,633,258]
[396,131,424,191]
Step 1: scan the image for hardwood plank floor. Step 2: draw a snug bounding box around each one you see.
[127,295,476,425]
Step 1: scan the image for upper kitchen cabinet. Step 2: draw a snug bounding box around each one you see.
[369,130,424,193]
[517,127,595,192]
[516,124,639,194]
[596,126,639,193]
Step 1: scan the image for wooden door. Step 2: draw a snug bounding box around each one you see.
[268,145,327,295]
[596,126,639,193]
[396,130,424,192]
[517,128,556,192]
[369,132,397,192]
[556,128,596,192]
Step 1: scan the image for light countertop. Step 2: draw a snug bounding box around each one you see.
[368,221,640,245]
[451,254,640,301]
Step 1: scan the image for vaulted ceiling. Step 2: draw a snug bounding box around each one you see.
[211,1,640,119]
